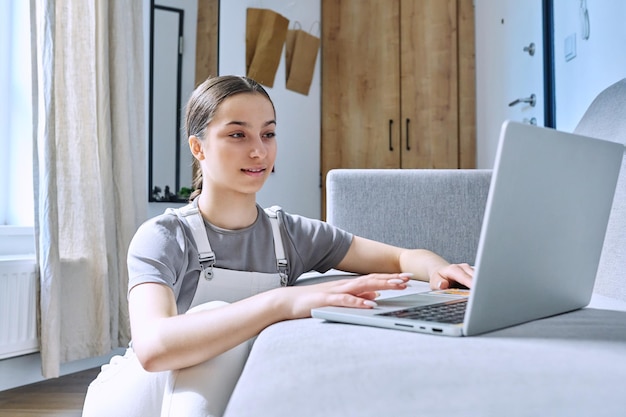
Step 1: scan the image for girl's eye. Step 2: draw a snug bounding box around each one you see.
[227,131,274,140]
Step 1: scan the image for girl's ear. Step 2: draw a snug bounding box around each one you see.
[189,136,204,160]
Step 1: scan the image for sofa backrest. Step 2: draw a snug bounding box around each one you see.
[574,78,626,302]
[326,169,492,265]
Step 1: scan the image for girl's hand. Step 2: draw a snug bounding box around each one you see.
[429,263,474,290]
[278,272,412,319]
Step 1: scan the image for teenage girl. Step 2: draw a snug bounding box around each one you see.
[82,75,473,417]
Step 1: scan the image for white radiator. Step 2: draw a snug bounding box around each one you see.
[0,257,39,359]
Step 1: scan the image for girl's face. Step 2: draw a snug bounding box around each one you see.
[194,92,277,197]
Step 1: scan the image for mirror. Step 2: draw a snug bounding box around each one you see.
[149,0,218,202]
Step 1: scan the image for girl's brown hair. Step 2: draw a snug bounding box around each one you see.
[185,75,275,201]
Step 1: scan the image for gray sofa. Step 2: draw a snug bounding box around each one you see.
[223,79,626,417]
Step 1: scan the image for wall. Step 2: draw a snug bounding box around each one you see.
[219,1,322,219]
[552,0,626,131]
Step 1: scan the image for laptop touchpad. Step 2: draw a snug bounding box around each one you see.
[377,293,453,309]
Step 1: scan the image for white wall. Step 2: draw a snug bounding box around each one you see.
[553,0,626,131]
[219,1,322,219]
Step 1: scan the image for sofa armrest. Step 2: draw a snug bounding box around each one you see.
[326,169,492,265]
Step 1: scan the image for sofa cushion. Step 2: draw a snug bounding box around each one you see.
[224,281,626,417]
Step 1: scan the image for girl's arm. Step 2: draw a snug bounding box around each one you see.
[129,282,282,372]
[335,236,474,289]
[128,271,410,372]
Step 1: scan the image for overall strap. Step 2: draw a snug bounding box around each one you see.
[170,204,216,280]
[264,205,289,286]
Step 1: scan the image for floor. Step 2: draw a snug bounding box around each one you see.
[0,368,99,417]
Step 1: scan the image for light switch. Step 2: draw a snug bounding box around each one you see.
[564,33,577,62]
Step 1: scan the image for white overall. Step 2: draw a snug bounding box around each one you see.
[82,205,288,417]
[177,203,289,306]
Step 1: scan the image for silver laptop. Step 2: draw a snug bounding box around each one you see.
[312,120,624,336]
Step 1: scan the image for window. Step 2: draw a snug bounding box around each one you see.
[0,0,34,228]
[0,1,34,257]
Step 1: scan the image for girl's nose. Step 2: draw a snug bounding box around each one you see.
[249,136,268,158]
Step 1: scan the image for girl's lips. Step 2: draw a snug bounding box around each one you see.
[241,167,266,176]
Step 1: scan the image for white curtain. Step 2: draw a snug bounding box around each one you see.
[31,0,147,378]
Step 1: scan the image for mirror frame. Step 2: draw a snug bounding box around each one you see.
[148,0,219,203]
[148,3,186,202]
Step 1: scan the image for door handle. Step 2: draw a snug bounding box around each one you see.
[388,120,394,151]
[523,117,538,125]
[508,94,536,107]
[405,118,410,151]
[523,42,535,56]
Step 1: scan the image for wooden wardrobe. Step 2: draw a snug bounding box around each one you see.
[321,0,476,213]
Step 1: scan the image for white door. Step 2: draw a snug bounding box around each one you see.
[475,0,545,168]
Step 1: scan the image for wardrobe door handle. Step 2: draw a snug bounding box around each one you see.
[389,120,394,151]
[405,118,411,151]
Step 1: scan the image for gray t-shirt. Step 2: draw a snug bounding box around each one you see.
[127,204,353,313]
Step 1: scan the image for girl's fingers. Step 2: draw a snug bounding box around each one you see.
[454,264,474,287]
[350,273,410,292]
[319,273,412,309]
[327,293,379,309]
[461,263,475,276]
[433,277,447,290]
[356,291,379,300]
[432,263,474,290]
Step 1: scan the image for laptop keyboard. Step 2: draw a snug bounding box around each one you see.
[377,298,468,324]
